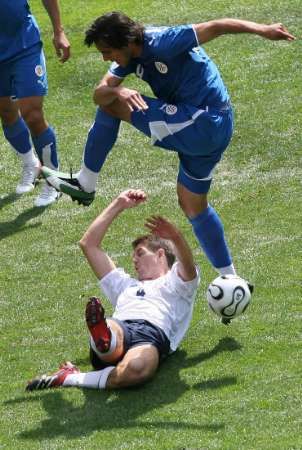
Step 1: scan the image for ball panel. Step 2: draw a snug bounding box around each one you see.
[206,275,252,320]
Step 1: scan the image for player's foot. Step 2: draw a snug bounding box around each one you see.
[86,297,111,353]
[26,361,79,391]
[34,183,62,207]
[16,162,40,194]
[41,167,95,206]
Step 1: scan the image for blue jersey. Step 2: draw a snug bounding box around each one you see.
[0,0,40,63]
[109,25,229,108]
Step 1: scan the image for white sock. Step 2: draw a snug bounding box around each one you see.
[63,366,115,389]
[18,149,39,166]
[77,165,99,193]
[89,330,117,358]
[217,263,237,276]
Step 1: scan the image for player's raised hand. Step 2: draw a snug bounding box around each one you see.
[53,30,71,62]
[262,23,295,41]
[145,215,180,241]
[117,189,147,209]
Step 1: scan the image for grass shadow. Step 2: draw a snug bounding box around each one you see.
[0,192,20,210]
[11,337,241,441]
[0,205,47,241]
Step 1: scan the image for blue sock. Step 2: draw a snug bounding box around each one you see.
[3,117,31,154]
[31,126,58,169]
[189,205,232,269]
[83,108,121,172]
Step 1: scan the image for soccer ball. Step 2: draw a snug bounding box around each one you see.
[206,275,253,321]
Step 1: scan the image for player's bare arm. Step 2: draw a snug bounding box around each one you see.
[42,0,70,62]
[194,19,295,44]
[145,216,197,282]
[80,190,147,279]
[93,73,148,111]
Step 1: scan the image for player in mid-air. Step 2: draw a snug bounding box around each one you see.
[42,12,295,273]
[26,189,200,391]
[0,0,70,207]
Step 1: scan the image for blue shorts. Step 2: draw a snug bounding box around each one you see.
[0,43,48,99]
[89,319,171,370]
[131,96,234,193]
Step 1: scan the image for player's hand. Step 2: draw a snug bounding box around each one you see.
[53,31,71,62]
[116,189,147,209]
[145,215,180,241]
[116,87,149,112]
[262,23,295,41]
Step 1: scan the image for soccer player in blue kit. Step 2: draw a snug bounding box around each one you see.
[43,12,294,274]
[0,0,70,206]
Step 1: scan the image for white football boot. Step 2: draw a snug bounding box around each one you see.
[34,183,61,207]
[16,162,40,194]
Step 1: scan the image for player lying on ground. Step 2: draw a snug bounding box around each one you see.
[42,12,295,274]
[0,0,70,207]
[26,189,200,390]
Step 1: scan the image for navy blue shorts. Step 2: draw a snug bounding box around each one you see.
[131,95,234,194]
[90,319,171,370]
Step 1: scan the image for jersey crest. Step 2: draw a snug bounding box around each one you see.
[136,288,146,297]
[155,61,168,74]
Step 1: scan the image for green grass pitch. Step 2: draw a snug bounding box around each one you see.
[0,1,301,449]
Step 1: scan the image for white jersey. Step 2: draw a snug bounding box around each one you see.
[99,262,200,352]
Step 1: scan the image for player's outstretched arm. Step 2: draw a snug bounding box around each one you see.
[80,190,147,279]
[42,0,71,62]
[145,216,197,282]
[194,19,295,44]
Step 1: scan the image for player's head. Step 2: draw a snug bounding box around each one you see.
[131,235,176,281]
[84,11,144,49]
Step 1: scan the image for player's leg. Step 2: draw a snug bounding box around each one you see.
[42,107,121,205]
[176,181,235,275]
[173,106,236,274]
[0,92,40,194]
[26,344,159,391]
[105,344,159,388]
[129,97,236,274]
[41,96,127,205]
[15,46,60,206]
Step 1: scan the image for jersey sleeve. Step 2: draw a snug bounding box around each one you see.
[167,262,200,303]
[98,268,137,306]
[109,61,135,79]
[151,25,199,59]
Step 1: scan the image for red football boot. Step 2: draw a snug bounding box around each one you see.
[26,361,79,391]
[85,297,112,353]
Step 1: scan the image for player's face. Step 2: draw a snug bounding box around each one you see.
[96,42,132,67]
[132,244,164,281]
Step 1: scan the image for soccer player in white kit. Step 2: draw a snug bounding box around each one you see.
[26,189,200,391]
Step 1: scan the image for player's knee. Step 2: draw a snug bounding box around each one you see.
[21,107,46,134]
[125,357,156,385]
[177,192,208,217]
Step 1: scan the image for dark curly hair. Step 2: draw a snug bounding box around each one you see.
[84,11,144,48]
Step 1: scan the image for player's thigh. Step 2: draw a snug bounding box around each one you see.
[13,45,48,100]
[177,148,223,197]
[18,95,44,117]
[176,110,233,196]
[131,97,226,152]
[118,344,160,379]
[0,96,19,124]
